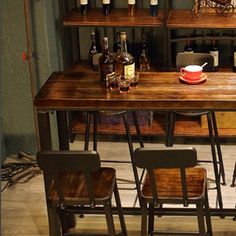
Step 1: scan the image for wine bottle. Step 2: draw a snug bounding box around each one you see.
[139,33,151,71]
[80,0,88,16]
[102,0,110,16]
[88,32,98,68]
[150,0,158,17]
[184,40,194,53]
[128,0,135,16]
[99,37,115,82]
[210,40,219,72]
[113,32,121,54]
[233,45,236,72]
[115,32,135,79]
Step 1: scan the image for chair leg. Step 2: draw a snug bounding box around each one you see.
[204,187,213,236]
[211,112,226,185]
[104,201,116,236]
[84,112,91,151]
[123,113,142,206]
[93,113,98,151]
[230,161,236,187]
[113,181,127,235]
[141,201,148,236]
[148,202,154,234]
[196,201,206,235]
[165,112,176,147]
[207,113,223,210]
[132,111,144,148]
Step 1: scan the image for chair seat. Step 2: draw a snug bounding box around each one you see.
[49,168,116,204]
[142,167,206,199]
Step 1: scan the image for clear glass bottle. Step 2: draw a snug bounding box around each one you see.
[210,40,219,72]
[102,0,111,16]
[115,32,135,79]
[99,37,115,82]
[128,0,135,16]
[139,33,150,71]
[150,0,158,17]
[88,32,98,68]
[80,0,88,16]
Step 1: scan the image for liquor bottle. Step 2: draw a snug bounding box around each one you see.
[115,32,135,79]
[128,0,135,16]
[102,0,110,16]
[210,40,219,72]
[113,32,121,54]
[233,45,236,72]
[150,0,158,17]
[99,37,115,82]
[184,40,194,53]
[88,32,98,68]
[80,0,88,16]
[139,34,150,71]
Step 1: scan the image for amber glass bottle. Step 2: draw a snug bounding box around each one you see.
[99,37,115,82]
[128,0,135,16]
[88,32,98,68]
[115,32,135,79]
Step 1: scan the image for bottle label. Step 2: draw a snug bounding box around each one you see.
[150,0,158,5]
[103,0,110,4]
[80,0,88,4]
[124,63,135,79]
[128,0,136,5]
[210,51,219,67]
[234,52,236,67]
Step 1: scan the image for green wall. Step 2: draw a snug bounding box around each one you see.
[1,0,62,160]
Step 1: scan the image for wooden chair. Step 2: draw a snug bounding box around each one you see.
[166,52,226,209]
[37,150,127,236]
[134,147,212,236]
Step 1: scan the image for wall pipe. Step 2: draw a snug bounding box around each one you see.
[23,0,40,151]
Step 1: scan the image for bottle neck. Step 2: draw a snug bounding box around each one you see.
[120,37,128,54]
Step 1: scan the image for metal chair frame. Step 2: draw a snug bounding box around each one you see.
[37,150,127,236]
[134,147,212,236]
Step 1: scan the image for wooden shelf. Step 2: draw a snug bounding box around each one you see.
[167,10,236,29]
[63,9,164,27]
[71,112,236,139]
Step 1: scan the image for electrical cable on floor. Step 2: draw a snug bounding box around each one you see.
[1,151,41,192]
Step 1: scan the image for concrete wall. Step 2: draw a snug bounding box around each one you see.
[1,0,62,161]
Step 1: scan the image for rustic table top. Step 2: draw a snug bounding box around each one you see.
[34,71,236,111]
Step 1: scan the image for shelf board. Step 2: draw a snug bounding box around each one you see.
[63,9,164,27]
[167,10,236,29]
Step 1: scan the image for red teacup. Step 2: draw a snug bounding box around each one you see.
[180,65,202,80]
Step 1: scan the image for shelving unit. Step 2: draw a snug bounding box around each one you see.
[58,0,236,141]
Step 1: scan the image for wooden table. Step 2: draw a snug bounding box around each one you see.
[34,71,236,235]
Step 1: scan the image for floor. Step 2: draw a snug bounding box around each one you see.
[1,140,236,235]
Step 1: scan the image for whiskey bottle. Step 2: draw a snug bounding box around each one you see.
[233,45,236,72]
[102,0,110,16]
[88,32,98,68]
[113,32,121,54]
[115,32,135,79]
[99,37,115,82]
[210,40,219,72]
[128,0,135,16]
[80,0,88,16]
[139,34,150,71]
[184,40,194,53]
[150,0,158,17]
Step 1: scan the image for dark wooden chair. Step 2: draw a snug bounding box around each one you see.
[166,52,226,209]
[134,147,212,236]
[36,150,127,236]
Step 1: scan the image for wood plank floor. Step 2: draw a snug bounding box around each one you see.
[2,141,236,235]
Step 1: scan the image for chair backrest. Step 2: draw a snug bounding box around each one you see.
[134,147,198,205]
[176,52,214,72]
[37,150,101,206]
